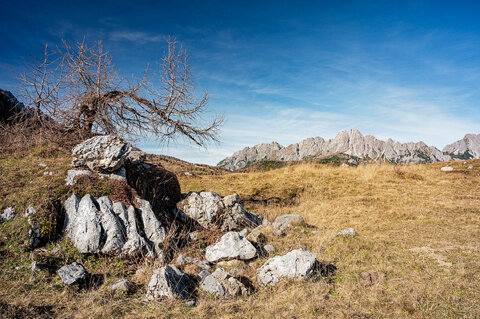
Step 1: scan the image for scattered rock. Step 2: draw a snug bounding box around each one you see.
[336,228,356,236]
[257,248,320,286]
[360,271,386,286]
[468,165,474,170]
[185,300,196,307]
[263,244,275,255]
[179,192,262,231]
[1,207,15,221]
[43,171,53,175]
[65,169,92,186]
[57,262,88,285]
[440,166,454,172]
[31,261,41,272]
[111,279,135,292]
[205,232,257,263]
[200,268,248,298]
[272,214,305,235]
[72,135,133,172]
[311,231,319,235]
[246,229,266,244]
[146,265,193,301]
[24,205,35,217]
[38,163,47,168]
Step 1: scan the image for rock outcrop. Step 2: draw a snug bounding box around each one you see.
[0,89,25,124]
[217,129,453,170]
[257,248,320,286]
[443,133,480,159]
[63,194,165,258]
[178,192,262,231]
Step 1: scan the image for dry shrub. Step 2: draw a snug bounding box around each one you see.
[0,119,92,153]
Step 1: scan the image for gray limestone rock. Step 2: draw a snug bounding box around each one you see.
[257,248,319,286]
[146,265,193,300]
[176,254,210,270]
[1,207,15,221]
[199,268,248,298]
[71,135,132,172]
[63,194,159,258]
[336,228,356,236]
[57,262,88,285]
[179,192,262,231]
[272,214,305,235]
[205,232,257,263]
[111,279,135,292]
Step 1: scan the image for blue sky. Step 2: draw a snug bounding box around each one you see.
[1,0,480,164]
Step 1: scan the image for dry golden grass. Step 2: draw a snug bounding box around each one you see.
[1,149,480,318]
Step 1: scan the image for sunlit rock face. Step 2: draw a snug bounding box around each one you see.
[218,129,454,170]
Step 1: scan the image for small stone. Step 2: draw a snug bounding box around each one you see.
[336,228,356,236]
[38,163,47,168]
[110,279,135,292]
[246,229,266,244]
[311,231,319,235]
[189,231,199,241]
[272,214,305,235]
[468,165,473,170]
[200,268,248,298]
[185,300,196,307]
[360,271,386,286]
[57,262,88,285]
[24,205,35,218]
[31,261,41,272]
[263,244,275,255]
[184,172,192,176]
[440,166,454,172]
[1,207,15,221]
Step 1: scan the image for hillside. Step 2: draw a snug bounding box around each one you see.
[218,129,480,170]
[1,142,480,318]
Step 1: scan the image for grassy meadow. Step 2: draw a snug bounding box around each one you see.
[1,145,479,318]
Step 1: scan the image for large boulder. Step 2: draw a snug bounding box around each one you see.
[179,192,262,231]
[257,248,320,286]
[199,268,248,298]
[146,265,193,300]
[63,194,165,258]
[205,232,257,263]
[71,135,133,172]
[125,163,182,214]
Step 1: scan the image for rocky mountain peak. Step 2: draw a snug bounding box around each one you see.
[217,129,480,170]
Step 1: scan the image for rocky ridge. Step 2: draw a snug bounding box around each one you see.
[217,129,480,170]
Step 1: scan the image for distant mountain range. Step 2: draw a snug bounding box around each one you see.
[217,129,480,170]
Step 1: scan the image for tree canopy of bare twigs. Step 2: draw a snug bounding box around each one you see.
[18,38,223,146]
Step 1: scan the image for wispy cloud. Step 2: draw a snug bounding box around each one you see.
[110,31,165,44]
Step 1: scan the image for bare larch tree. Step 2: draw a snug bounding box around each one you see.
[18,38,223,146]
